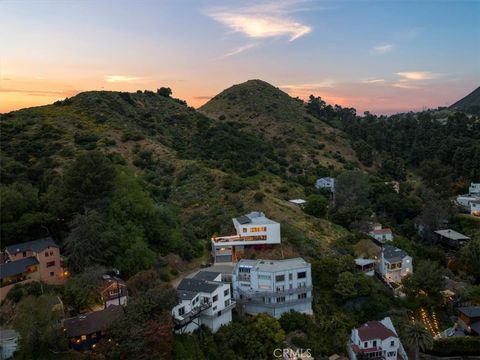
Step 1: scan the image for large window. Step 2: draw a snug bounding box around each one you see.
[276,297,285,303]
[250,227,267,232]
[297,271,306,279]
[298,293,307,299]
[258,274,271,280]
[46,261,55,268]
[275,275,285,282]
[213,295,218,302]
[224,288,229,297]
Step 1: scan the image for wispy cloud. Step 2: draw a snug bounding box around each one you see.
[362,78,385,84]
[391,81,419,89]
[104,75,141,83]
[396,71,441,81]
[219,43,259,59]
[0,88,79,97]
[371,44,394,55]
[280,81,336,91]
[205,1,312,42]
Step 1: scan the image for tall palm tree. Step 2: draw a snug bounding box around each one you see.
[403,321,434,360]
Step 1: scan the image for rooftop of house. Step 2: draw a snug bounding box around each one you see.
[234,211,278,225]
[236,257,310,273]
[0,256,39,279]
[5,237,58,255]
[371,228,392,235]
[177,276,222,296]
[317,177,335,182]
[458,306,480,318]
[356,320,397,341]
[289,199,307,205]
[382,245,409,262]
[0,329,19,341]
[98,275,127,293]
[355,258,376,266]
[434,229,470,241]
[63,305,121,338]
[191,271,221,282]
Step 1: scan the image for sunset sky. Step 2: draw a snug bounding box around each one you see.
[1,0,479,114]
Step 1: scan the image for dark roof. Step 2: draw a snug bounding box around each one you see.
[357,321,397,341]
[177,278,220,294]
[236,215,251,224]
[192,271,221,281]
[383,245,409,261]
[63,305,121,338]
[0,257,39,279]
[458,306,480,318]
[5,237,58,254]
[177,289,198,301]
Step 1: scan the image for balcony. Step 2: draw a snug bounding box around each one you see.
[236,285,312,298]
[173,301,212,329]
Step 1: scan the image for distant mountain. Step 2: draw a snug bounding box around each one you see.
[450,86,480,114]
[199,79,359,171]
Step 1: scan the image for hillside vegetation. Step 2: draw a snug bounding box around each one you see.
[450,86,480,114]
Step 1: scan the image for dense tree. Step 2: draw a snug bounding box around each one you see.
[304,194,328,218]
[401,260,446,302]
[459,239,480,283]
[64,266,106,313]
[13,295,67,359]
[335,170,371,209]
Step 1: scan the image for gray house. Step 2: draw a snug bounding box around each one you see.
[232,258,312,318]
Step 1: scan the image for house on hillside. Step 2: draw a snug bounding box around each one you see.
[232,258,312,318]
[211,211,281,263]
[98,275,128,308]
[369,223,393,244]
[63,305,122,352]
[458,306,480,336]
[378,245,413,284]
[469,182,480,196]
[347,317,408,360]
[172,271,234,333]
[355,258,376,276]
[289,199,307,207]
[470,200,480,217]
[434,229,470,248]
[315,177,335,193]
[456,194,480,209]
[1,237,66,301]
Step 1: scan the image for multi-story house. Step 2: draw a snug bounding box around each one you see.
[470,199,480,217]
[347,317,408,360]
[369,223,393,243]
[355,258,376,276]
[232,258,312,318]
[211,211,281,263]
[378,245,413,284]
[172,271,235,333]
[469,182,480,196]
[0,237,65,301]
[315,177,335,193]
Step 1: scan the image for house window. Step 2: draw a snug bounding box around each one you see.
[276,297,285,303]
[46,261,55,267]
[213,306,217,311]
[45,252,49,257]
[213,295,218,302]
[224,289,229,297]
[22,251,26,257]
[243,228,247,232]
[298,293,307,299]
[50,272,54,276]
[217,311,222,317]
[109,289,119,296]
[91,333,97,339]
[373,340,377,347]
[50,251,54,256]
[81,335,87,341]
[387,351,396,357]
[258,274,271,280]
[364,341,368,347]
[297,271,306,279]
[390,340,395,346]
[178,307,185,316]
[275,275,285,282]
[289,273,293,281]
[224,299,230,307]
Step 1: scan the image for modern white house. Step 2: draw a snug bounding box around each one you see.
[369,223,393,243]
[315,177,335,193]
[470,200,480,217]
[355,258,376,276]
[172,271,235,333]
[378,245,413,284]
[211,211,281,263]
[232,258,312,318]
[347,317,408,360]
[469,182,480,196]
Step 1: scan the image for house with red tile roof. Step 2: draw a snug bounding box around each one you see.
[347,317,408,360]
[369,223,393,243]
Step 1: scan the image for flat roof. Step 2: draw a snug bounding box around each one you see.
[434,229,470,241]
[355,258,376,266]
[237,257,309,272]
[233,211,279,225]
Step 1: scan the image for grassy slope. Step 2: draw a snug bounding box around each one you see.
[1,88,351,262]
[199,79,359,170]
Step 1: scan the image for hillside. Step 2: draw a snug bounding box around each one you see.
[450,86,480,114]
[0,88,350,269]
[199,79,360,173]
